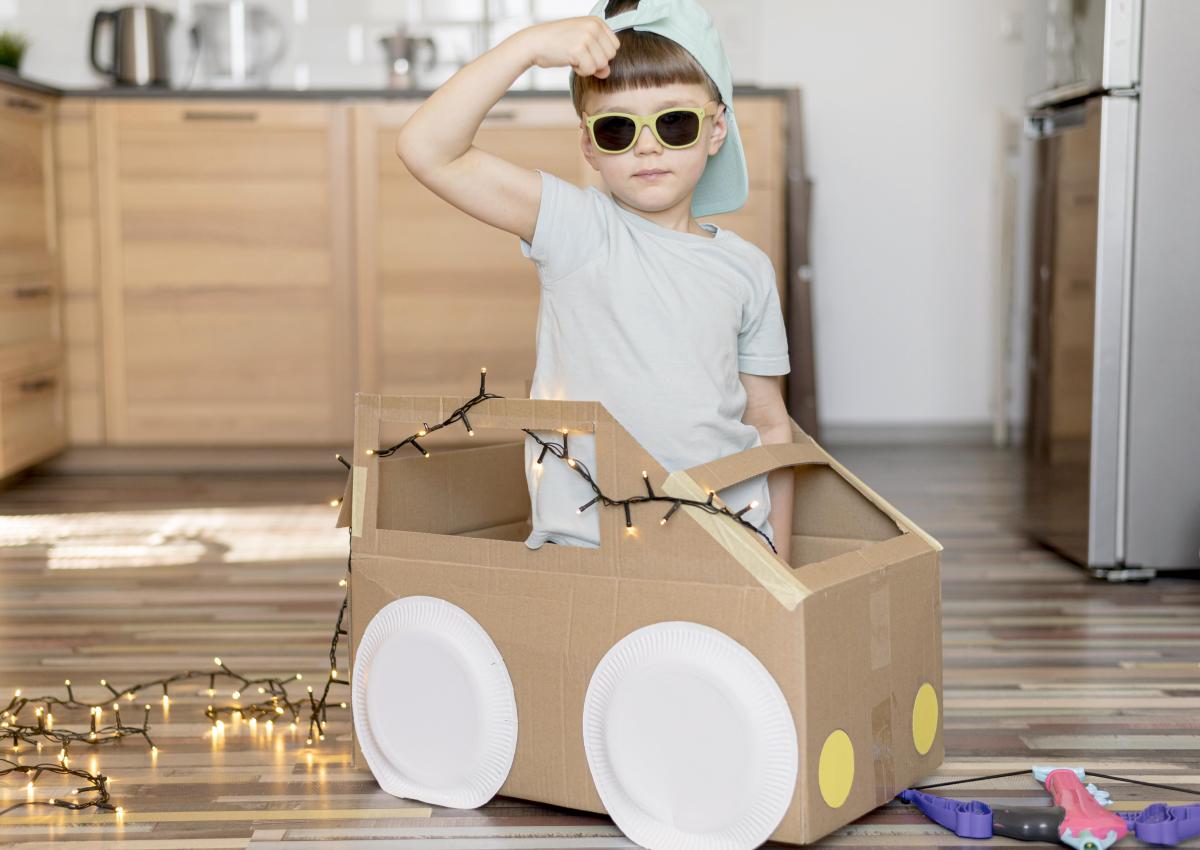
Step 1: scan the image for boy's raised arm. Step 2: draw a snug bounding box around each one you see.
[395,17,620,245]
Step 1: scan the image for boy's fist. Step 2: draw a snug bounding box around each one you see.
[522,17,621,79]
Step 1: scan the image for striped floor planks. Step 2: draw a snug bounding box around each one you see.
[0,444,1198,848]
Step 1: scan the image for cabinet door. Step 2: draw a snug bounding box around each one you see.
[95,101,354,444]
[0,85,59,368]
[697,97,787,307]
[353,99,588,401]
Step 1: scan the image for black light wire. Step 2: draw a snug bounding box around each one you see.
[1,368,778,816]
[368,368,778,553]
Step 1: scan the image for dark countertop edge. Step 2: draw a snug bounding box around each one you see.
[1,69,792,100]
[0,67,61,96]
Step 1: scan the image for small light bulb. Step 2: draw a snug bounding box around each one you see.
[468,429,475,436]
[423,451,431,458]
[115,806,124,815]
[417,429,426,436]
[329,498,339,507]
[750,500,759,509]
[365,448,375,455]
[642,470,648,478]
[100,679,107,686]
[567,458,576,467]
[331,669,338,679]
[64,679,71,686]
[214,657,222,666]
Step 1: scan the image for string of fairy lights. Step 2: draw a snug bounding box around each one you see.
[0,366,773,817]
[0,525,355,816]
[366,366,777,553]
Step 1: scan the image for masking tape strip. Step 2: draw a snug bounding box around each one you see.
[869,583,891,671]
[351,465,367,538]
[871,696,897,803]
[662,469,811,611]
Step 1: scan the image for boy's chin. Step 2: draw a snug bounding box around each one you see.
[613,182,691,212]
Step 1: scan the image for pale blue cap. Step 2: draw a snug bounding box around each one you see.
[573,0,749,217]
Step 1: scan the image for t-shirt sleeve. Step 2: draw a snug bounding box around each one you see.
[518,169,609,285]
[737,254,791,375]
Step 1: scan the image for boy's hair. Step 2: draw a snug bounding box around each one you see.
[570,0,722,116]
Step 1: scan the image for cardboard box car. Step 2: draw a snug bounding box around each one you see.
[336,392,944,846]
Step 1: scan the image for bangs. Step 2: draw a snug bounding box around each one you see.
[570,29,720,115]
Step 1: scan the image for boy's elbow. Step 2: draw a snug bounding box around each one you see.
[394,130,412,163]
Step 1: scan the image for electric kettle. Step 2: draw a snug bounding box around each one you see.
[90,5,174,87]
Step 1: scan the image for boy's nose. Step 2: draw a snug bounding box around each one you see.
[633,123,662,153]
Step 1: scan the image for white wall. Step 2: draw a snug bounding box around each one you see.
[755,0,1026,431]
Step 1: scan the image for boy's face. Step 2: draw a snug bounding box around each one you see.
[579,82,727,214]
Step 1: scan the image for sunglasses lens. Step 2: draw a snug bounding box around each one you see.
[593,115,636,151]
[655,110,701,146]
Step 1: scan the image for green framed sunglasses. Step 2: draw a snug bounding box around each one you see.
[582,101,719,154]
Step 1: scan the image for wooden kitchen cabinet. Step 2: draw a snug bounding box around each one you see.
[0,81,66,477]
[351,95,788,404]
[93,100,355,444]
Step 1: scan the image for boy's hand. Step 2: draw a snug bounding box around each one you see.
[522,17,620,79]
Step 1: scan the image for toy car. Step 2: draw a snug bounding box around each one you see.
[336,391,943,848]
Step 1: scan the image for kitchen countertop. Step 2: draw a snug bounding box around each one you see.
[1,67,789,100]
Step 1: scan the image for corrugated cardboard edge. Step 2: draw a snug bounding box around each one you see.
[662,468,812,611]
[351,465,368,537]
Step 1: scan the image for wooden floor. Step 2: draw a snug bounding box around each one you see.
[1,443,1198,848]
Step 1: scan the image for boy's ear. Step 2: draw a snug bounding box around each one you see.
[580,121,601,171]
[707,102,729,156]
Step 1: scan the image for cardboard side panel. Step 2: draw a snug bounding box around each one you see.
[788,549,943,843]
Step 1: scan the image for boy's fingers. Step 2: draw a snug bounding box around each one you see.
[573,55,596,77]
[583,40,609,76]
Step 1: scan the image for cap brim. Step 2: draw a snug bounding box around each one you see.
[691,106,749,218]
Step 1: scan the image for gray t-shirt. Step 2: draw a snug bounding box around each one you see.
[518,169,790,550]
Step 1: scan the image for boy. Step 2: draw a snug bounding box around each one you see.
[396,0,795,563]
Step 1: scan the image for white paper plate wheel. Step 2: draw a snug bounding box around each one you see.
[583,621,798,850]
[352,595,518,808]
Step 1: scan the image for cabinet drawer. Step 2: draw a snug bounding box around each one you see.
[0,360,65,474]
[0,274,57,350]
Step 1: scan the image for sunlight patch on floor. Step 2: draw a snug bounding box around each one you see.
[0,505,348,569]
